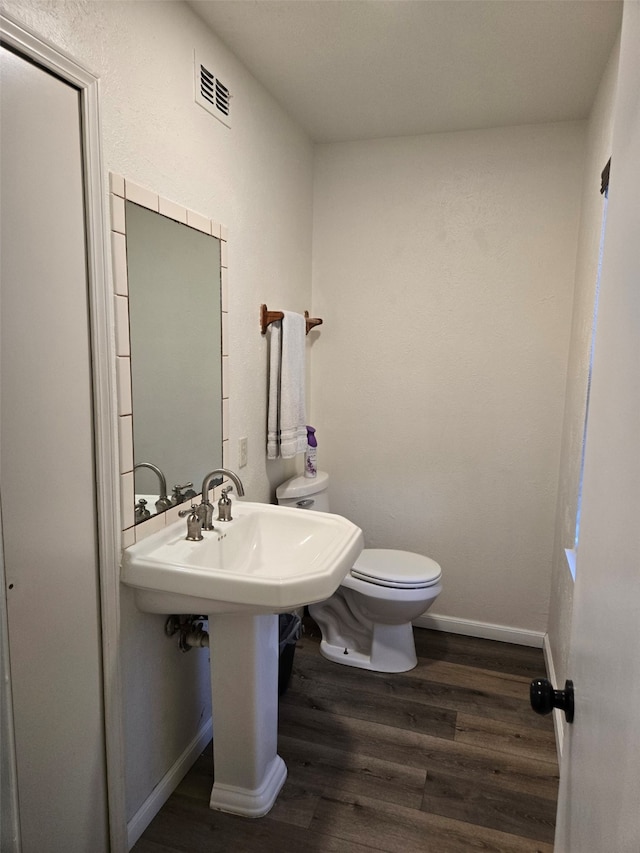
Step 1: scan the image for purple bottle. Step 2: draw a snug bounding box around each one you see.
[304,426,317,478]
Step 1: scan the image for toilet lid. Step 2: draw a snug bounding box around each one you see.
[351,549,442,589]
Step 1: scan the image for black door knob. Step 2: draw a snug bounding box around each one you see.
[530,678,574,723]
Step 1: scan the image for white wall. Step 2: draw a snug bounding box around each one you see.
[2,0,314,829]
[547,37,620,698]
[311,122,585,635]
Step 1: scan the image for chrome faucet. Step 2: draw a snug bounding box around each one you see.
[133,462,172,513]
[199,468,245,531]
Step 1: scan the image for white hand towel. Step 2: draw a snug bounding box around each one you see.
[267,311,307,459]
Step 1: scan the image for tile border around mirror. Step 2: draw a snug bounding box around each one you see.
[109,173,229,547]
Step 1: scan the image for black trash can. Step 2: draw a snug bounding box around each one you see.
[278,612,301,696]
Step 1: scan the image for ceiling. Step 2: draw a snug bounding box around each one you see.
[187,0,622,143]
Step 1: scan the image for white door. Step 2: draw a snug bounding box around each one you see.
[553,4,640,851]
[0,45,109,852]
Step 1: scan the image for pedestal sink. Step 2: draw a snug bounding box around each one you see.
[121,501,363,817]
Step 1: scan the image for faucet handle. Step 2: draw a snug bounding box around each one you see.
[217,487,233,522]
[178,503,198,517]
[179,505,204,541]
[171,482,195,505]
[135,498,151,522]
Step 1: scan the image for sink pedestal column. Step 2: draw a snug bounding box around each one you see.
[208,612,287,816]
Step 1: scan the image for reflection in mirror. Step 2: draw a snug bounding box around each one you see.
[125,201,223,522]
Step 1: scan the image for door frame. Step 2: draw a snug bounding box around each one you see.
[0,13,126,850]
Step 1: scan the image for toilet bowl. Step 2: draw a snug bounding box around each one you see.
[276,473,442,673]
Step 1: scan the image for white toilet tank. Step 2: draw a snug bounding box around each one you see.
[276,471,330,513]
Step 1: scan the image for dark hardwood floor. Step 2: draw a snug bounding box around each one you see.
[133,623,558,853]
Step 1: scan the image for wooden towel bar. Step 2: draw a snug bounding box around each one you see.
[260,303,323,335]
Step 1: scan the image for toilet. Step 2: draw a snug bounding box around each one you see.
[276,472,442,673]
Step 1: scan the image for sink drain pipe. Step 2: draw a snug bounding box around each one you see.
[182,624,209,651]
[165,615,209,652]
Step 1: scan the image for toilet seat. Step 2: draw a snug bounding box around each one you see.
[351,549,442,590]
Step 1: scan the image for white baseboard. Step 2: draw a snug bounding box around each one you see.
[412,613,544,648]
[543,633,565,763]
[127,716,213,850]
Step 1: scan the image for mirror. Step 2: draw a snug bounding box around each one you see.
[125,200,223,522]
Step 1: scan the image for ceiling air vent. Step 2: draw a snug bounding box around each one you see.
[194,51,231,128]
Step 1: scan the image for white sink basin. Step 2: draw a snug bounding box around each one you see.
[121,501,363,614]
